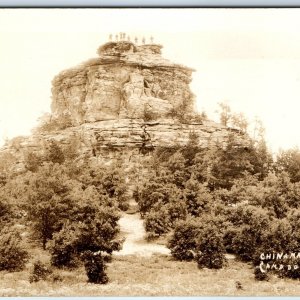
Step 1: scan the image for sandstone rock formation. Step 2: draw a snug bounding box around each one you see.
[51,41,195,124]
[1,39,248,170]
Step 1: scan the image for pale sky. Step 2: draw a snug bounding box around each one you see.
[1,8,300,153]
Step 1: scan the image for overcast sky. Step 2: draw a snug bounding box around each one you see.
[1,8,300,152]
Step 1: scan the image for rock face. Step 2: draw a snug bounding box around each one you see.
[51,41,195,125]
[1,39,248,169]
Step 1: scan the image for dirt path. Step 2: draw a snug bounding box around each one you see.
[115,212,170,257]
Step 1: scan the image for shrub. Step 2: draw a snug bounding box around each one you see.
[82,250,109,284]
[0,226,29,272]
[29,260,52,283]
[50,202,122,269]
[50,223,80,268]
[225,205,271,261]
[24,151,43,172]
[138,180,180,216]
[144,206,172,239]
[277,258,300,279]
[183,178,212,217]
[44,140,65,164]
[254,266,269,281]
[195,225,227,269]
[168,218,201,261]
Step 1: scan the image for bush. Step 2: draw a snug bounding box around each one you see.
[277,258,300,279]
[29,260,52,283]
[167,218,200,261]
[225,205,271,261]
[144,207,172,239]
[24,151,43,172]
[183,178,212,217]
[254,266,269,281]
[195,225,227,269]
[0,226,29,272]
[168,215,227,264]
[82,250,108,284]
[49,201,122,269]
[50,224,80,268]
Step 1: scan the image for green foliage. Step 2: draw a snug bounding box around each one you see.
[0,226,29,272]
[0,194,12,225]
[144,208,172,239]
[77,162,129,211]
[181,131,200,166]
[25,163,77,249]
[168,215,227,269]
[49,224,79,268]
[217,102,231,127]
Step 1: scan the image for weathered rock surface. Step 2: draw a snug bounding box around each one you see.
[1,39,248,169]
[2,118,246,169]
[51,41,195,125]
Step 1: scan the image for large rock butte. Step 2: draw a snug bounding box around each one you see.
[51,41,195,124]
[2,40,247,167]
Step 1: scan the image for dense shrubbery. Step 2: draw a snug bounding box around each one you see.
[2,103,300,283]
[0,139,127,284]
[133,123,300,279]
[0,226,29,272]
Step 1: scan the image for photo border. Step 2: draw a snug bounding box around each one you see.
[0,2,300,300]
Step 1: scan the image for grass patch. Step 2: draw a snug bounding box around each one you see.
[0,254,300,296]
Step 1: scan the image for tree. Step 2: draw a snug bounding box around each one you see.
[226,205,271,261]
[196,224,227,269]
[0,226,29,272]
[82,251,109,284]
[25,163,77,249]
[231,112,248,133]
[24,151,43,172]
[183,177,212,217]
[44,140,65,164]
[217,102,232,126]
[49,185,122,268]
[275,148,300,183]
[167,217,201,261]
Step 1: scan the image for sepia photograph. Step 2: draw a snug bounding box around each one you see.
[1,7,300,296]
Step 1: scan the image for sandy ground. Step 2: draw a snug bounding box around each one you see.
[115,212,170,256]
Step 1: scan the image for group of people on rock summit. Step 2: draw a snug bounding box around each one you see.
[109,32,154,44]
